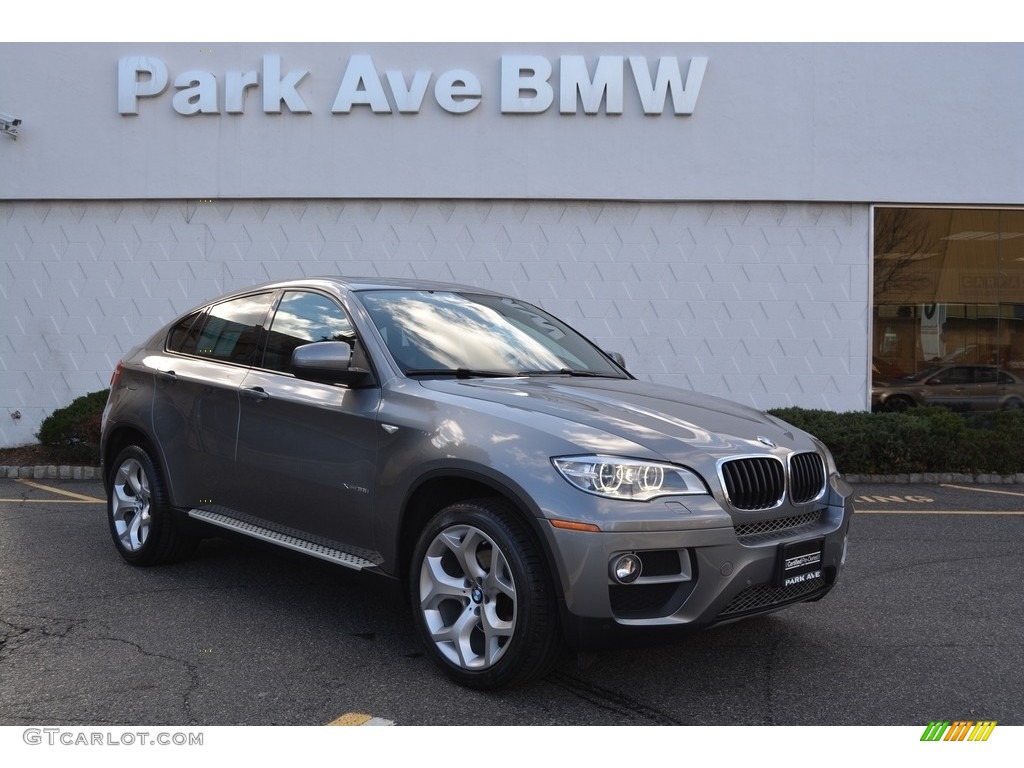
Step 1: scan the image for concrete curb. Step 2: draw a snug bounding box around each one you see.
[1,465,102,480]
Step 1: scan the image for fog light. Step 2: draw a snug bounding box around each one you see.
[611,554,642,584]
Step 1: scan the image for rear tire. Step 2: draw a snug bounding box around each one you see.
[107,445,197,566]
[410,498,562,689]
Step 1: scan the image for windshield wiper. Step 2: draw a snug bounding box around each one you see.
[405,368,518,379]
[517,368,609,378]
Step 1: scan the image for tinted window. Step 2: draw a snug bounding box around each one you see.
[166,309,206,354]
[873,208,1024,386]
[975,367,998,384]
[194,293,275,365]
[262,291,356,373]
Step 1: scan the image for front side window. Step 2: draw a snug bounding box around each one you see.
[928,367,972,386]
[261,291,356,373]
[358,290,626,378]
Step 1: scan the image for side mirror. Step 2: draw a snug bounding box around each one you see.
[292,342,371,385]
[605,350,627,370]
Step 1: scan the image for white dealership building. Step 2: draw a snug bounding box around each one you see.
[1,42,1023,447]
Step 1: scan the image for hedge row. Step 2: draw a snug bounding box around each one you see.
[32,389,1024,476]
[768,406,1024,476]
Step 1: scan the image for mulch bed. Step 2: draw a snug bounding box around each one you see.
[0,444,85,466]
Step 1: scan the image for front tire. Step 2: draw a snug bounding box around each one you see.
[107,445,196,566]
[410,499,561,689]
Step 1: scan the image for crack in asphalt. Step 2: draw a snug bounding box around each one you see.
[0,613,200,726]
[0,621,32,665]
[0,615,74,659]
[94,634,202,725]
[547,671,682,725]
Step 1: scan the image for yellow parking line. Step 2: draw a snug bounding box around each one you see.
[327,712,395,726]
[15,479,104,502]
[940,483,1024,498]
[0,498,103,504]
[857,510,1024,515]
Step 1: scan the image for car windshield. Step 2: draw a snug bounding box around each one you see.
[358,290,627,378]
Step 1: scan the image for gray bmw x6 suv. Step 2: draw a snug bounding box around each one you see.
[101,277,853,689]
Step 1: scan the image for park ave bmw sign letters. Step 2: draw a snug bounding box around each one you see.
[117,54,708,117]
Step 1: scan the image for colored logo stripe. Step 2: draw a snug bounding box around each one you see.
[945,721,973,741]
[968,721,997,741]
[920,720,996,742]
[921,721,950,741]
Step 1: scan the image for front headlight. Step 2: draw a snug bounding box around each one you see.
[552,456,708,501]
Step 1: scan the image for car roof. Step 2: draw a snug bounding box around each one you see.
[199,276,506,302]
[159,276,512,333]
[274,276,503,294]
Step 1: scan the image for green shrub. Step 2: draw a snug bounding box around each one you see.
[36,389,109,464]
[768,405,1024,476]
[962,409,1024,475]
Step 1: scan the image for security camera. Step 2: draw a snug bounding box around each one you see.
[0,113,22,140]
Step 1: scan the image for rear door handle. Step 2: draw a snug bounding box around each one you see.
[156,370,177,383]
[240,386,269,401]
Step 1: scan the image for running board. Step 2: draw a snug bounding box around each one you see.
[188,508,378,571]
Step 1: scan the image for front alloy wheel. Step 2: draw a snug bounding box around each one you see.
[411,499,561,689]
[419,522,517,670]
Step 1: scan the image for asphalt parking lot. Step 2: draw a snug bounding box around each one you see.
[1,477,1022,727]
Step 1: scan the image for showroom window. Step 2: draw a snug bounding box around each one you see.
[872,207,1024,402]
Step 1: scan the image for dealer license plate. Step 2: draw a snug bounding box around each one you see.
[777,538,824,588]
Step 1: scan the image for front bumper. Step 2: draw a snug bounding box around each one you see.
[543,476,853,649]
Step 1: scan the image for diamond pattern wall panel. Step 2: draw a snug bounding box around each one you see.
[0,200,871,448]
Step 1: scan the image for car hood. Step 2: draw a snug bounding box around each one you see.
[418,377,810,463]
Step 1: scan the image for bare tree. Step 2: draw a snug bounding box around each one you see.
[873,208,937,304]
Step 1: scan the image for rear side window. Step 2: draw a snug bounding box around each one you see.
[192,293,275,365]
[166,310,206,354]
[261,291,356,373]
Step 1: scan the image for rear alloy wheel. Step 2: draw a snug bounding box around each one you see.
[411,499,561,689]
[107,445,196,566]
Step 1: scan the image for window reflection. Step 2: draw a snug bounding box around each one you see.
[359,291,624,377]
[262,292,355,373]
[194,293,275,365]
[873,208,1024,410]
